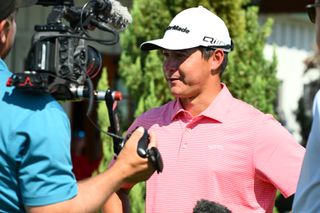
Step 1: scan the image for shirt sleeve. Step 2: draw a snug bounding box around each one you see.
[126,111,156,135]
[293,91,320,212]
[254,116,305,198]
[13,105,77,206]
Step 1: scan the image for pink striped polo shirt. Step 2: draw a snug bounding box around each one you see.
[127,84,305,213]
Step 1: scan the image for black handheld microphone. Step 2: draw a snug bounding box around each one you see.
[193,199,231,213]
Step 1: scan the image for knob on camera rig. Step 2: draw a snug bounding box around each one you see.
[6,0,163,173]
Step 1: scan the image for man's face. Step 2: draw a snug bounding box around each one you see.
[0,12,17,59]
[161,48,222,99]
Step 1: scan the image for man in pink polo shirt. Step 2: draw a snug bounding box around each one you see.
[104,5,305,213]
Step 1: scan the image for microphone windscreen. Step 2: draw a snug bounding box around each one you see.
[109,0,132,31]
[193,199,232,213]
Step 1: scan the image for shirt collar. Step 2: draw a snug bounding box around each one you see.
[170,98,185,120]
[171,83,234,123]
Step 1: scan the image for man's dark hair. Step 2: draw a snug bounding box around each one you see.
[199,47,229,76]
[193,199,232,213]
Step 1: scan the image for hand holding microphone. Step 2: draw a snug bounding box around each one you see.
[112,127,163,186]
[134,128,163,174]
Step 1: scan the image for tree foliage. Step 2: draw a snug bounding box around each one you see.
[224,7,278,114]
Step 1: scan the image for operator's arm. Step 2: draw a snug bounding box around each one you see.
[102,189,130,213]
[102,129,153,213]
[26,127,155,213]
[102,149,138,213]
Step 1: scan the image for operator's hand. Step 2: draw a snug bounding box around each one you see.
[112,127,157,185]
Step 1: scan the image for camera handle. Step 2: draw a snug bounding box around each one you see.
[103,89,123,155]
[102,89,163,173]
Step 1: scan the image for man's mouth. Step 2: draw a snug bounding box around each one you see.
[168,77,180,82]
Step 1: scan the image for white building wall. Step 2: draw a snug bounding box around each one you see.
[261,14,316,142]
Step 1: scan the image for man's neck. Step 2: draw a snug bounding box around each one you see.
[180,83,222,117]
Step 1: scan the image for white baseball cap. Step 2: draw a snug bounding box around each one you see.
[140,6,233,52]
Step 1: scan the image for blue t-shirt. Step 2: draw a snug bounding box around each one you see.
[0,59,77,212]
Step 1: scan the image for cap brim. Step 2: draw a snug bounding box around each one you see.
[140,38,199,51]
[15,0,37,8]
[140,40,163,51]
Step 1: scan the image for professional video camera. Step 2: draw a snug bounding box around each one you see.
[7,0,131,101]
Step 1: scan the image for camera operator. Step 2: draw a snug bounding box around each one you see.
[0,1,157,212]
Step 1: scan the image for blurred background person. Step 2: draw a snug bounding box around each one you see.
[71,130,102,180]
[293,1,320,212]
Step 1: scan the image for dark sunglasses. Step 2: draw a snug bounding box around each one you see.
[307,3,320,23]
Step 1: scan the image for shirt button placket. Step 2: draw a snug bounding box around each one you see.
[181,125,191,150]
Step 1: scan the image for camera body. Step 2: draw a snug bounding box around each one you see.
[23,25,101,99]
[28,27,87,86]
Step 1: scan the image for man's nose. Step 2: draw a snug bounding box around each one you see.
[163,59,178,74]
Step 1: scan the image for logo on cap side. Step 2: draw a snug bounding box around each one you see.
[203,36,226,46]
[166,25,190,34]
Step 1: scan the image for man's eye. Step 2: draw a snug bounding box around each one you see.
[162,51,169,57]
[175,52,188,58]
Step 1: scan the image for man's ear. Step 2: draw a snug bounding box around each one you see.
[0,19,10,44]
[210,49,225,71]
